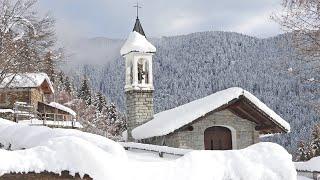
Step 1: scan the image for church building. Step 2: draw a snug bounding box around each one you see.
[120,16,290,150]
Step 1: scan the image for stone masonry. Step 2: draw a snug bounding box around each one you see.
[148,110,260,150]
[126,90,154,141]
[0,88,45,110]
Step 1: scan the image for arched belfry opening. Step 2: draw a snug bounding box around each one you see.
[204,126,232,150]
[137,58,149,84]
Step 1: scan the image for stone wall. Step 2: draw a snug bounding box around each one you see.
[126,90,153,141]
[0,89,30,109]
[149,110,259,150]
[0,171,92,180]
[0,88,44,111]
[30,88,44,110]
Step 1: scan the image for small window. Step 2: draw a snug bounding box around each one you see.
[187,126,194,131]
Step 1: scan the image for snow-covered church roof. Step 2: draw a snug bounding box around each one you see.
[0,73,54,93]
[132,87,290,140]
[120,18,156,56]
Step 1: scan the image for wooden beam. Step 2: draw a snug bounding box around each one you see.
[255,126,275,131]
[233,105,262,125]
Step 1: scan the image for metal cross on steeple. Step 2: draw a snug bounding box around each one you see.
[133,2,142,18]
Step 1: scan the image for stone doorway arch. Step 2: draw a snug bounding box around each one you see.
[204,126,232,150]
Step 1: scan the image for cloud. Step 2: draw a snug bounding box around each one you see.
[38,0,284,42]
[231,9,283,38]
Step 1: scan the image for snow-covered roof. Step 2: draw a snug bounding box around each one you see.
[48,102,77,116]
[132,87,290,140]
[120,31,156,56]
[0,73,54,93]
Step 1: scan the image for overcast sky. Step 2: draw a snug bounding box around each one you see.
[39,0,283,42]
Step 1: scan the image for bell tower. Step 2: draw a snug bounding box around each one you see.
[120,11,156,141]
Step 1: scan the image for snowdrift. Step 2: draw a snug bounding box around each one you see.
[295,156,320,172]
[0,121,127,179]
[128,142,297,180]
[0,120,296,180]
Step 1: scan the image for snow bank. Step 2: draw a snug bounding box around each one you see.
[0,136,127,179]
[48,102,77,116]
[120,31,156,56]
[0,121,296,180]
[133,87,290,139]
[295,156,320,172]
[0,122,127,179]
[0,123,124,157]
[0,73,54,93]
[0,118,15,125]
[127,142,296,180]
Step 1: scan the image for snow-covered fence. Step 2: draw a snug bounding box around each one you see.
[296,170,320,180]
[295,157,320,180]
[120,142,192,157]
[13,102,38,121]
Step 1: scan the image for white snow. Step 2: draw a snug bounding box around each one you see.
[120,142,191,156]
[295,156,320,172]
[120,31,156,56]
[0,121,127,179]
[18,119,83,129]
[0,120,296,180]
[132,87,290,140]
[48,102,77,116]
[0,73,54,93]
[121,130,128,141]
[0,109,14,113]
[0,118,15,125]
[126,142,296,180]
[297,176,312,180]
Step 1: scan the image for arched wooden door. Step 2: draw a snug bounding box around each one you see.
[204,126,232,150]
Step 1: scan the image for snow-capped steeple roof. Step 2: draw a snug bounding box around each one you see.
[120,18,156,56]
[133,18,145,37]
[132,87,290,140]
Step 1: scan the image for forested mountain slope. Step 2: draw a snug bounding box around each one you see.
[65,31,320,153]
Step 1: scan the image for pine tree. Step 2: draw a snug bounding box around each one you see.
[78,77,92,106]
[297,141,312,161]
[43,51,55,82]
[104,103,126,136]
[311,124,320,157]
[107,103,117,124]
[93,92,107,112]
[64,77,72,94]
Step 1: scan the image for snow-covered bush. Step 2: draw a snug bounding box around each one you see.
[55,72,126,140]
[296,123,320,161]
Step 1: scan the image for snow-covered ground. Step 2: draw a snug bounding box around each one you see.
[0,119,297,180]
